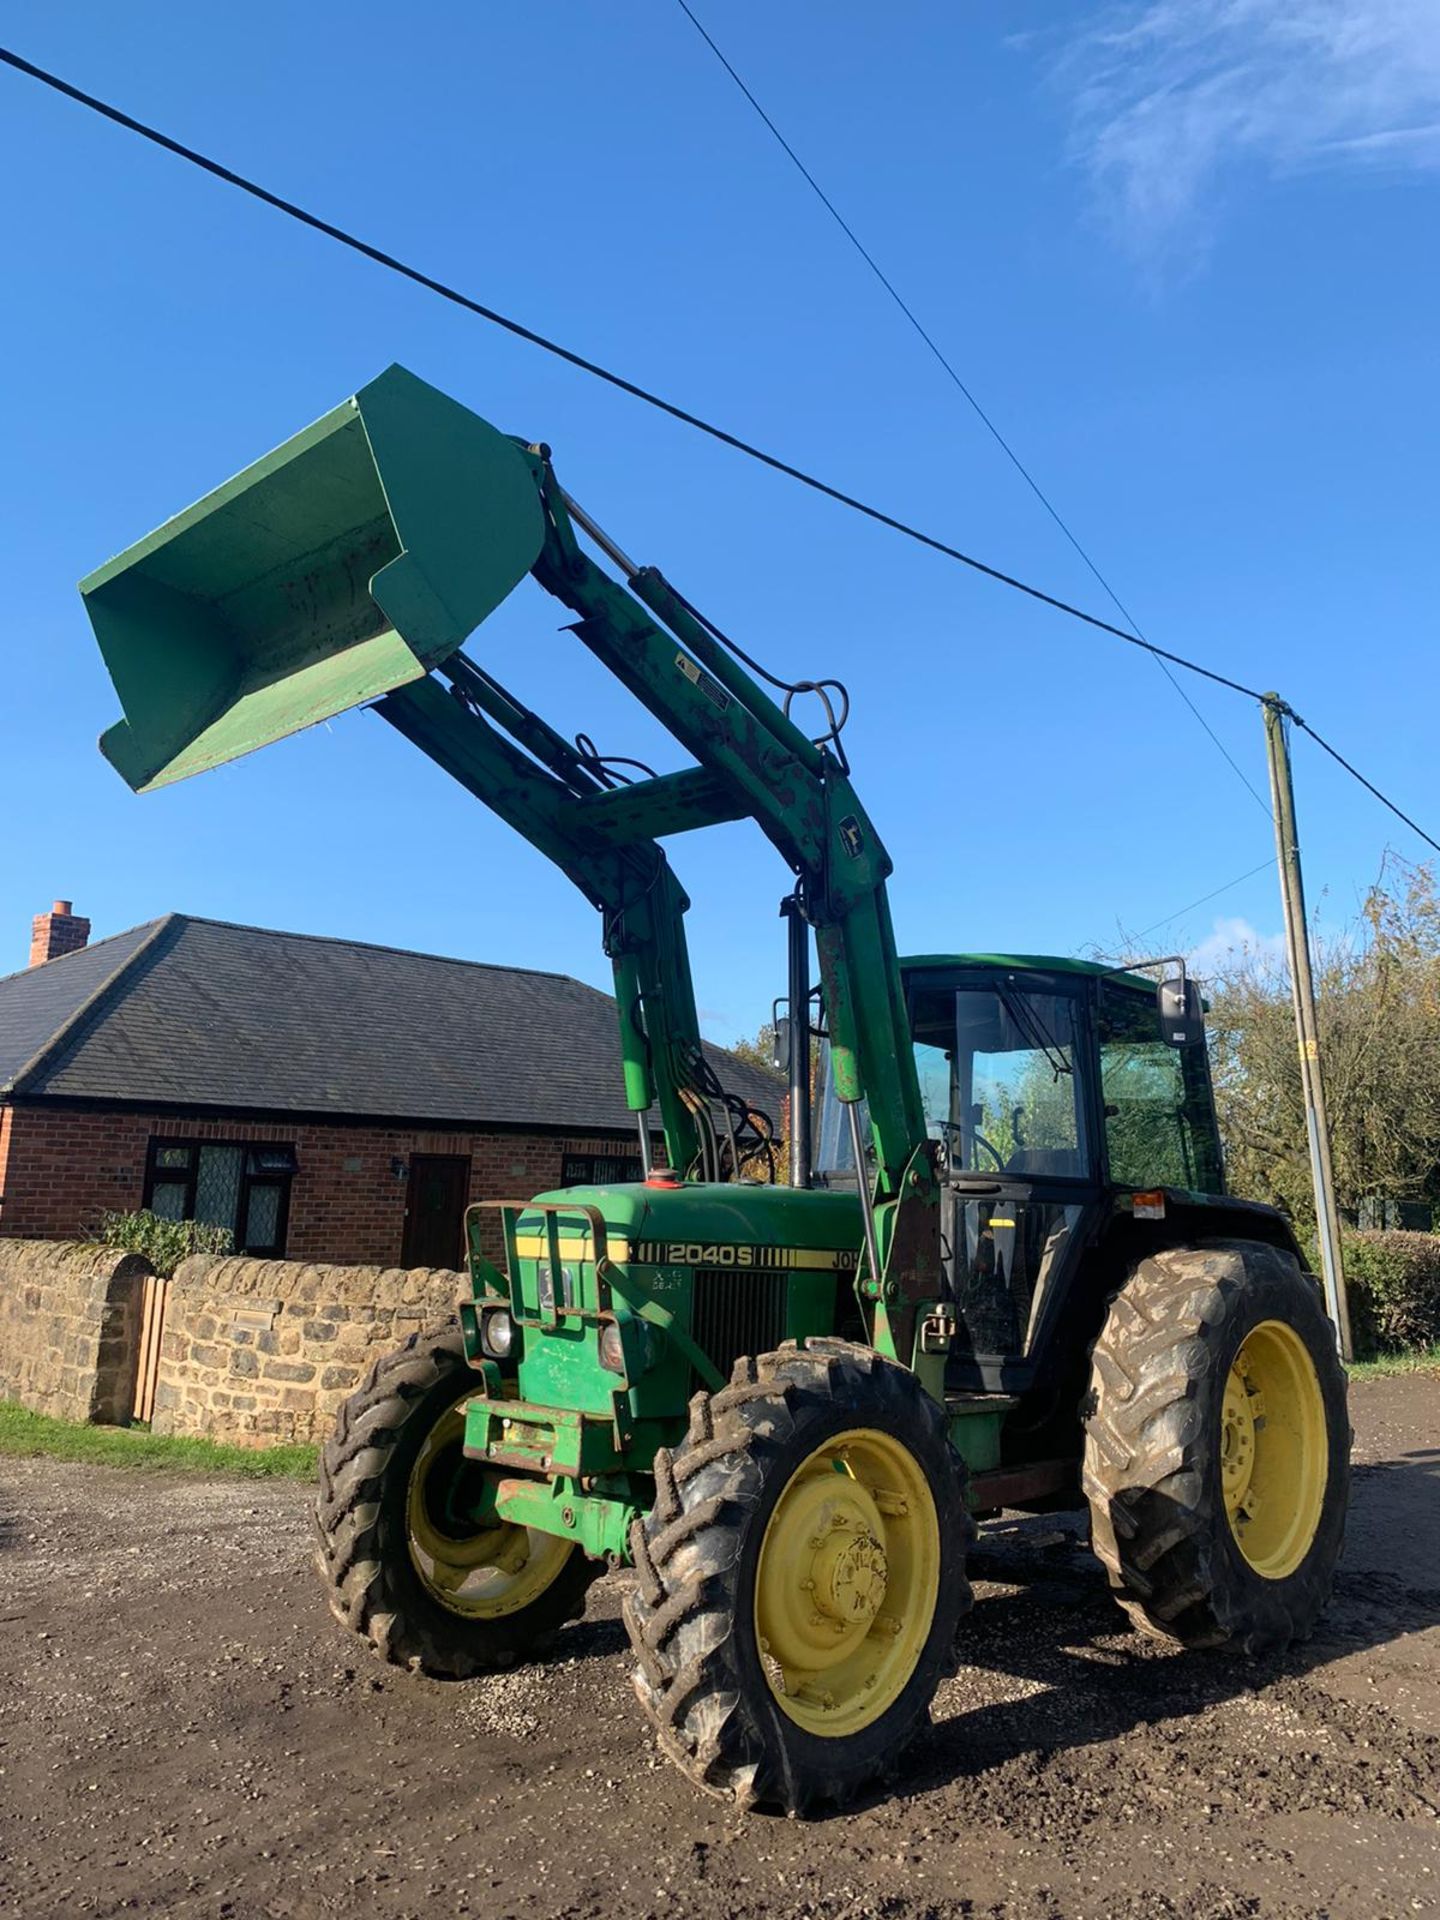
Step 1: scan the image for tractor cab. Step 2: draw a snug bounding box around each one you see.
[815,955,1225,1387]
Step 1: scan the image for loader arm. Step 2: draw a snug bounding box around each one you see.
[374,665,709,1176]
[525,470,928,1194]
[81,365,939,1354]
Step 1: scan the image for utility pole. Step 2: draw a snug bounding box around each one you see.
[1262,695,1353,1359]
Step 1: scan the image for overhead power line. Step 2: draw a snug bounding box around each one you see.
[1281,709,1440,857]
[1127,856,1279,949]
[671,0,1269,813]
[2,43,1436,859]
[0,44,1263,701]
[1082,854,1278,973]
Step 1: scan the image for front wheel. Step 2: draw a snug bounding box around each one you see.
[624,1339,974,1813]
[314,1325,599,1676]
[1083,1240,1351,1655]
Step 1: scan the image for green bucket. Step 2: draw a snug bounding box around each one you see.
[82,364,545,791]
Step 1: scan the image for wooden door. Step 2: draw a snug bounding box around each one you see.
[401,1155,471,1269]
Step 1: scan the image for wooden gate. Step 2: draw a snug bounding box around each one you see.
[131,1273,169,1424]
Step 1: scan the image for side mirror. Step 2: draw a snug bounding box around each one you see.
[1158,975,1204,1047]
[771,1015,793,1074]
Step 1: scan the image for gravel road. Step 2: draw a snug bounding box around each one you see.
[1,1374,1437,1920]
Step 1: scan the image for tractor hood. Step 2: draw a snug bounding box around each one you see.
[518,1181,863,1267]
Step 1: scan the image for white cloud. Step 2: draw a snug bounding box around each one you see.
[1188,913,1286,977]
[1053,0,1440,256]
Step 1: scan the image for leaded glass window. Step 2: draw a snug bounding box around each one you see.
[194,1146,244,1230]
[142,1139,295,1254]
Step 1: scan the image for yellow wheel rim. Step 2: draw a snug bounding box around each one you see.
[1221,1319,1329,1580]
[405,1404,573,1619]
[754,1427,941,1738]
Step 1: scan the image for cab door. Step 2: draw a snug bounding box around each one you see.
[908,969,1105,1390]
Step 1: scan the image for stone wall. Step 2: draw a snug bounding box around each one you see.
[152,1253,469,1447]
[0,1239,149,1422]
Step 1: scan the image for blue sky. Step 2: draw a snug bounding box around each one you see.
[3,1,1436,1043]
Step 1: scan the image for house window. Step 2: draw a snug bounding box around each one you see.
[144,1139,297,1255]
[561,1151,644,1186]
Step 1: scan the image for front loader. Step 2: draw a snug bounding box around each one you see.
[83,365,1350,1812]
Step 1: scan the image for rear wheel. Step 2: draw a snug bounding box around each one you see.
[624,1339,973,1812]
[1083,1240,1350,1654]
[314,1325,599,1676]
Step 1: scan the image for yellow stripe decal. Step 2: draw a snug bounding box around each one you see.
[513,1235,630,1262]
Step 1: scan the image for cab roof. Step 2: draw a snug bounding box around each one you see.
[899,953,1159,994]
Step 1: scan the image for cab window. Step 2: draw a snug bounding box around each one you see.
[1098,983,1223,1193]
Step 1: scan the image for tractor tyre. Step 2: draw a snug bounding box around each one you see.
[1083,1239,1350,1655]
[624,1338,974,1813]
[314,1324,599,1677]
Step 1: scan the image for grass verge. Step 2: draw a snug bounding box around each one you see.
[0,1401,317,1478]
[1347,1343,1440,1382]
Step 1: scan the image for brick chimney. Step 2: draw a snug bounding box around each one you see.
[29,900,91,967]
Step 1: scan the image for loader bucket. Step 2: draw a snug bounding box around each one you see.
[81,364,546,792]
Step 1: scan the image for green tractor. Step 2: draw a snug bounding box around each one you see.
[83,366,1350,1813]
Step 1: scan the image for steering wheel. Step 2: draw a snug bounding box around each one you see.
[938,1122,1007,1173]
[971,1130,1007,1171]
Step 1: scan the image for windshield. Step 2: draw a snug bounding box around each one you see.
[815,980,1090,1183]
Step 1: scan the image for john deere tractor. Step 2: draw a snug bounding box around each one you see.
[83,366,1350,1812]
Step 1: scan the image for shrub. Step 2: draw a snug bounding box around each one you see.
[92,1209,233,1279]
[1342,1230,1440,1356]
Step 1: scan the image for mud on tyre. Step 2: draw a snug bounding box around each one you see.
[624,1337,974,1814]
[1083,1239,1350,1655]
[314,1324,598,1677]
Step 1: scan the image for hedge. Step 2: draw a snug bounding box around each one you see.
[91,1209,233,1279]
[1343,1230,1440,1356]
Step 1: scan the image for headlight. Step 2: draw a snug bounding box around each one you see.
[599,1321,664,1376]
[480,1307,515,1360]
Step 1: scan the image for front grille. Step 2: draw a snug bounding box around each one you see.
[689,1268,790,1386]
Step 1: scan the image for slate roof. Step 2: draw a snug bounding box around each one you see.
[0,921,167,1092]
[0,915,782,1135]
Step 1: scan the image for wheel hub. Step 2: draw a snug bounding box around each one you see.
[753,1427,942,1739]
[1221,1365,1260,1514]
[760,1478,889,1667]
[811,1519,889,1628]
[1220,1320,1328,1580]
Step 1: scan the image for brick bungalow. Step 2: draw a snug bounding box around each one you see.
[0,902,779,1269]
